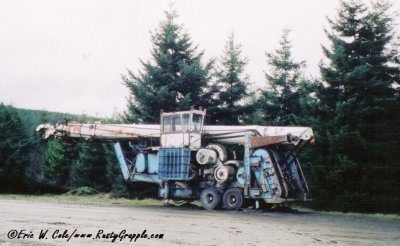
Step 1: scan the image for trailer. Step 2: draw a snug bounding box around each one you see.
[37,109,314,210]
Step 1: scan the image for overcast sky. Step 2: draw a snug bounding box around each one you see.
[0,0,398,117]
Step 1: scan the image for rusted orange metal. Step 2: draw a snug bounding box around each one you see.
[250,135,288,148]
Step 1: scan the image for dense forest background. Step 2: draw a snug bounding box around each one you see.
[1,0,399,212]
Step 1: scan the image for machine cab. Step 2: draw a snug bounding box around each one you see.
[160,109,205,150]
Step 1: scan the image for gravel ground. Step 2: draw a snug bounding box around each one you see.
[0,199,399,245]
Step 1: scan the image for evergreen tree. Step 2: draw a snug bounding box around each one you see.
[0,103,30,192]
[26,110,49,183]
[257,29,306,125]
[70,142,110,191]
[212,33,251,124]
[315,0,400,212]
[43,139,78,188]
[123,7,213,123]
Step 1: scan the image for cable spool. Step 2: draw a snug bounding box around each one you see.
[214,165,235,183]
[206,144,227,162]
[196,148,218,165]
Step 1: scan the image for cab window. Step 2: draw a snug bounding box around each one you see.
[163,116,172,132]
[182,114,190,131]
[163,114,182,132]
[163,113,203,133]
[173,115,182,131]
[192,114,203,132]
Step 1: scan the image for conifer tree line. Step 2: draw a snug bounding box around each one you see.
[1,0,399,212]
[0,106,130,196]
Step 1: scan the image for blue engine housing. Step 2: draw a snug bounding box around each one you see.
[158,148,191,180]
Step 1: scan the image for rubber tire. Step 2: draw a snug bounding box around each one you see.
[223,188,243,211]
[200,187,222,210]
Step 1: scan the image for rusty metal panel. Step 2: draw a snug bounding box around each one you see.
[250,135,288,148]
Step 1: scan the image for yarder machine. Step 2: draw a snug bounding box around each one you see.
[37,109,314,210]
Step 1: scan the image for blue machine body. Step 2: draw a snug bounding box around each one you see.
[113,133,308,202]
[135,153,159,174]
[114,142,130,181]
[158,148,191,180]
